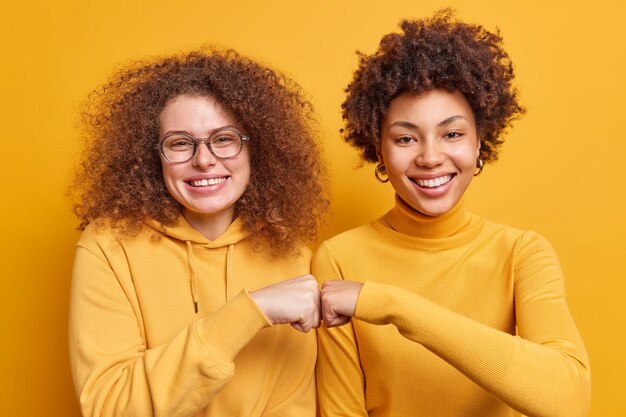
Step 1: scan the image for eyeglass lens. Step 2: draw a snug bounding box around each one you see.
[161,130,244,162]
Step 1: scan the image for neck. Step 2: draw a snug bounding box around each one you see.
[182,207,235,241]
[385,194,471,239]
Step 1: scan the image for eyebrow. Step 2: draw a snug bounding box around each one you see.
[437,115,466,127]
[161,125,241,138]
[386,121,419,130]
[386,115,467,132]
[161,130,190,137]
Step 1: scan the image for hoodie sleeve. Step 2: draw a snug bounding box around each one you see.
[353,232,590,417]
[69,241,272,417]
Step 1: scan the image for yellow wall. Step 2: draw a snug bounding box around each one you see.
[2,0,623,415]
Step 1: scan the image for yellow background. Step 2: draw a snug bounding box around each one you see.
[1,0,624,415]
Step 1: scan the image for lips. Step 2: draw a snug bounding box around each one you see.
[187,177,228,187]
[412,174,454,188]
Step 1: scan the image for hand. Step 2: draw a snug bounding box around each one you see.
[320,280,364,327]
[250,275,321,332]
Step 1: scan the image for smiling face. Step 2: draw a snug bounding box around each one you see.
[378,89,480,217]
[158,94,251,238]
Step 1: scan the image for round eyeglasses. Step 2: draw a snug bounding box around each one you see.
[156,129,250,163]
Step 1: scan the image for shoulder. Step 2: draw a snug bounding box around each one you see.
[279,244,313,268]
[76,219,156,255]
[512,230,559,266]
[483,218,553,251]
[478,218,559,269]
[479,217,547,247]
[312,221,386,274]
[317,222,379,253]
[77,221,119,249]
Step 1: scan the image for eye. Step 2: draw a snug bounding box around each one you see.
[211,133,237,147]
[165,136,194,150]
[395,135,417,145]
[443,131,463,140]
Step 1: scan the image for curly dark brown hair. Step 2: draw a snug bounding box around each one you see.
[342,8,525,164]
[71,47,329,255]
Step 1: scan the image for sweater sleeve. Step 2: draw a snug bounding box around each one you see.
[313,243,368,417]
[354,232,591,417]
[69,244,272,417]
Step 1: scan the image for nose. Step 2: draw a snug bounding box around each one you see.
[192,141,217,169]
[415,140,445,168]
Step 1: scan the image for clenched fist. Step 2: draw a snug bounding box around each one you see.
[250,275,321,332]
[320,280,364,327]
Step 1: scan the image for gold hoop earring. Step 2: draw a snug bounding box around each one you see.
[474,158,484,176]
[375,163,389,183]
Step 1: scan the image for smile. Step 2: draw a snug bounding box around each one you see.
[188,177,227,187]
[413,175,453,188]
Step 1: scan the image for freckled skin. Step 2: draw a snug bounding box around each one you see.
[159,95,251,239]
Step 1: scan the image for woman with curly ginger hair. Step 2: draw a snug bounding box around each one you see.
[315,10,590,417]
[69,48,328,417]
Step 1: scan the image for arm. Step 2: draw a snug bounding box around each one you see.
[323,233,590,417]
[69,245,270,417]
[70,243,319,417]
[313,244,368,417]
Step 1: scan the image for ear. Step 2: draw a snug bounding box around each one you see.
[476,139,482,158]
[375,142,384,164]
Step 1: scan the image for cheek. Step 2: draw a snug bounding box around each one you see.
[383,149,413,175]
[160,163,182,193]
[450,145,479,170]
[236,163,251,187]
[161,164,173,183]
[232,152,252,185]
[242,167,252,190]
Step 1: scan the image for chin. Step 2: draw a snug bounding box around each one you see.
[418,208,447,217]
[408,199,455,217]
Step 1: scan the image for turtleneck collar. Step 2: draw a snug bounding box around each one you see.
[382,194,476,240]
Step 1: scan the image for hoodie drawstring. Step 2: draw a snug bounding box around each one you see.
[226,244,235,300]
[186,241,199,314]
[186,241,236,314]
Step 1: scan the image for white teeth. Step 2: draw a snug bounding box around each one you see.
[189,177,226,187]
[415,175,453,188]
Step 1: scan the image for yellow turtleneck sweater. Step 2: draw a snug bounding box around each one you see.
[314,195,590,417]
[69,217,316,417]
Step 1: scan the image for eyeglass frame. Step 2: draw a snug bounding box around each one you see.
[155,128,250,164]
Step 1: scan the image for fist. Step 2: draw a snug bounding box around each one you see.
[250,275,321,332]
[320,280,363,327]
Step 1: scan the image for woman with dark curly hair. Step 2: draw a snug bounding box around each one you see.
[68,48,328,417]
[315,10,590,417]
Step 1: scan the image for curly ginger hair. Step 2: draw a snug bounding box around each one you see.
[71,47,328,254]
[342,8,525,164]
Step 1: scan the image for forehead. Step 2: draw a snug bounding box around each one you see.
[158,94,238,133]
[384,89,475,126]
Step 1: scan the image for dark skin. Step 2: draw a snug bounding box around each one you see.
[322,9,525,329]
[341,8,525,167]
